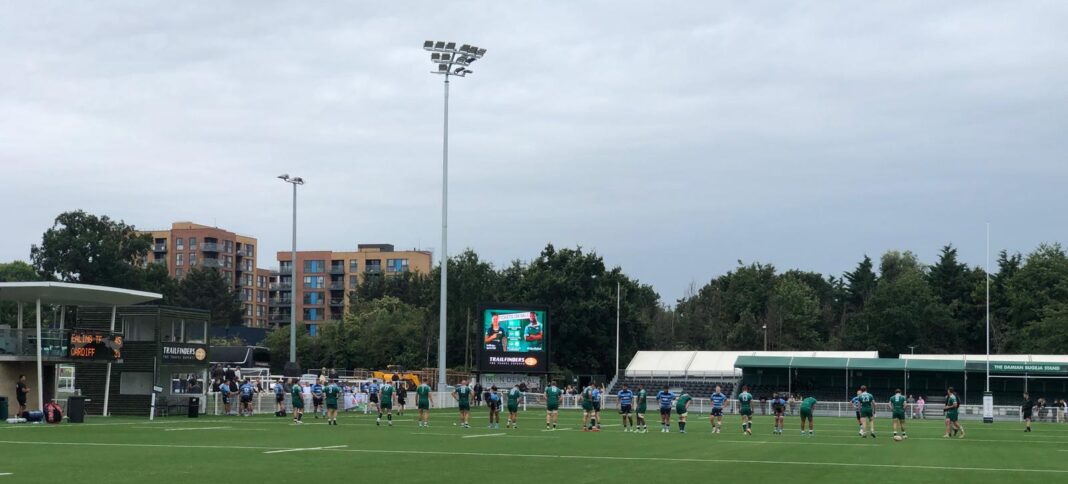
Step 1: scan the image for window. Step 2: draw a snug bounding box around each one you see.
[189,252,197,267]
[185,320,206,343]
[258,290,267,303]
[280,261,293,273]
[244,260,253,271]
[303,291,325,305]
[224,240,233,253]
[189,237,197,249]
[57,365,75,392]
[176,238,184,250]
[303,308,323,321]
[365,259,382,272]
[244,288,253,301]
[175,268,183,278]
[225,255,233,268]
[224,272,233,283]
[387,258,409,273]
[349,259,359,271]
[304,260,325,273]
[303,276,324,288]
[350,275,358,286]
[162,318,184,343]
[245,305,253,316]
[257,276,266,288]
[256,306,264,317]
[176,253,184,266]
[170,372,204,394]
[245,244,255,257]
[123,316,156,342]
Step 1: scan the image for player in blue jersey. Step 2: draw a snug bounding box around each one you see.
[591,384,603,430]
[273,379,286,417]
[367,381,380,415]
[239,379,255,417]
[771,393,787,435]
[218,380,232,415]
[656,386,676,433]
[709,385,728,434]
[851,389,863,436]
[617,384,635,431]
[311,381,324,418]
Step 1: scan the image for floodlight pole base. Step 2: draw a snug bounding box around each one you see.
[284,361,301,378]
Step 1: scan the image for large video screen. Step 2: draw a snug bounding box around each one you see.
[478,305,549,373]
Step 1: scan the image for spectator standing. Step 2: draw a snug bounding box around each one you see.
[907,395,916,418]
[473,382,483,407]
[916,396,926,419]
[15,375,29,416]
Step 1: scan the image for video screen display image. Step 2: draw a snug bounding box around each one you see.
[479,306,548,373]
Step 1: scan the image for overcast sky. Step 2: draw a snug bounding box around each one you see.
[2,1,1067,303]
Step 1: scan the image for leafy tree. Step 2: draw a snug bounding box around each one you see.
[30,211,152,288]
[346,297,429,369]
[878,250,923,282]
[766,276,822,350]
[171,267,243,327]
[0,261,40,322]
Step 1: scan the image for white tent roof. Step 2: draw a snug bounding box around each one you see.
[0,282,161,306]
[626,350,879,378]
[900,354,1068,364]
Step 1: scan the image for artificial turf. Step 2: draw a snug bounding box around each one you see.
[0,408,1065,483]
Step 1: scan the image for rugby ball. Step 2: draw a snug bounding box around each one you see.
[893,435,903,442]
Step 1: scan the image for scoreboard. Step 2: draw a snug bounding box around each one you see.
[478,304,549,373]
[68,329,124,361]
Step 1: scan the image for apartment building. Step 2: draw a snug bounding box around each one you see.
[142,222,271,328]
[269,244,432,334]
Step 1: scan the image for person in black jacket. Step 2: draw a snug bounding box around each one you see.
[473,382,484,407]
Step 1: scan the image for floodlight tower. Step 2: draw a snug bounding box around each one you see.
[278,174,304,375]
[423,41,486,393]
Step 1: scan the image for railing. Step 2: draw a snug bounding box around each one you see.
[329,299,345,306]
[270,298,292,306]
[364,267,382,274]
[0,328,71,358]
[270,283,292,290]
[329,267,345,274]
[202,258,222,268]
[201,242,220,252]
[329,282,345,290]
[153,243,167,252]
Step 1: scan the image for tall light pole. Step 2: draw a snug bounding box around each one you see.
[278,174,304,376]
[762,324,768,352]
[423,40,486,392]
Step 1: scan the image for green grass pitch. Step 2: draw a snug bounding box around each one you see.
[1,409,1066,483]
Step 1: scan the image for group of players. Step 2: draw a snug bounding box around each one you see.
[266,377,974,440]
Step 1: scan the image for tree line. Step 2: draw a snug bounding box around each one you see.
[6,210,1068,377]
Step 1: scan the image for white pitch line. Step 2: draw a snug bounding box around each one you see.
[541,428,571,432]
[163,426,232,432]
[0,440,280,451]
[462,433,506,439]
[0,473,11,477]
[263,445,347,454]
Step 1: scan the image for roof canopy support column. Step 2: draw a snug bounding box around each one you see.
[36,298,44,412]
[103,305,116,417]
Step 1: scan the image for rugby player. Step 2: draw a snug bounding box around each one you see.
[416,381,434,428]
[239,378,255,417]
[452,379,473,428]
[378,381,396,427]
[545,380,562,430]
[635,384,648,433]
[771,393,786,435]
[581,383,597,431]
[943,387,964,438]
[858,385,876,438]
[617,384,635,432]
[367,380,380,415]
[1022,393,1034,432]
[851,389,863,435]
[656,385,676,433]
[324,380,341,425]
[396,383,408,416]
[675,390,692,434]
[311,380,324,418]
[219,380,232,416]
[799,394,816,436]
[506,384,522,429]
[290,379,304,424]
[273,379,286,417]
[890,388,908,439]
[591,383,603,430]
[487,386,502,429]
[709,385,727,434]
[736,385,754,435]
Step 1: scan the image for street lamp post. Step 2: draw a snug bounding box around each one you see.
[423,41,486,393]
[278,174,304,376]
[762,324,768,351]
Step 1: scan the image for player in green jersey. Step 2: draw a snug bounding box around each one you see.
[544,381,562,430]
[324,381,341,426]
[799,394,816,437]
[943,387,964,438]
[415,382,434,428]
[581,384,599,432]
[378,382,395,427]
[506,384,522,429]
[452,379,473,428]
[635,385,648,433]
[675,391,692,434]
[858,385,876,438]
[737,385,754,435]
[290,379,305,424]
[890,388,908,439]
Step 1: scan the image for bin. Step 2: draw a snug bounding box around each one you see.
[188,397,200,418]
[67,396,86,423]
[0,396,7,420]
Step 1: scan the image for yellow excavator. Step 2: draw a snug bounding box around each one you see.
[371,365,421,390]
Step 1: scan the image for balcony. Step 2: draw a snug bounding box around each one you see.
[364,267,382,275]
[152,258,167,265]
[153,243,167,252]
[202,258,223,269]
[201,242,220,252]
[329,299,344,307]
[329,282,345,290]
[270,298,292,306]
[269,316,291,325]
[269,282,292,291]
[329,266,345,275]
[0,328,71,359]
[237,279,252,287]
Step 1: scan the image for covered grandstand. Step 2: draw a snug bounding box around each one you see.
[615,351,878,397]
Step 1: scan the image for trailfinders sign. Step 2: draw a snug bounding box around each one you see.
[160,342,208,364]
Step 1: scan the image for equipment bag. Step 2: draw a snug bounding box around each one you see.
[45,402,63,424]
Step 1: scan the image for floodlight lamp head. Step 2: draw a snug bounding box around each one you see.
[278,174,290,181]
[423,40,433,50]
[292,177,304,185]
